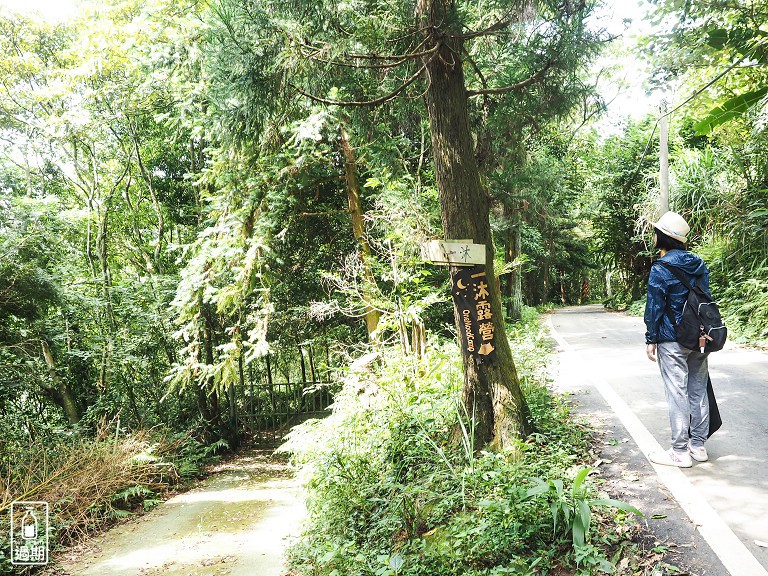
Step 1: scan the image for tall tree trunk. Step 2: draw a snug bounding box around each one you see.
[131,121,165,274]
[41,340,81,424]
[195,378,212,425]
[506,207,523,323]
[339,124,381,338]
[95,188,119,392]
[229,360,240,448]
[193,295,213,425]
[417,1,531,447]
[202,304,222,427]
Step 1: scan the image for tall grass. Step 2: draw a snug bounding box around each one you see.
[697,236,768,346]
[669,144,768,347]
[0,425,226,575]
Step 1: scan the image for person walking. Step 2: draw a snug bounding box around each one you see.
[644,211,711,468]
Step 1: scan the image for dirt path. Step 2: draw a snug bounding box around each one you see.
[56,450,305,576]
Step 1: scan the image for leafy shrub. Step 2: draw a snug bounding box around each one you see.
[696,238,768,347]
[282,320,636,575]
[626,297,646,317]
[603,291,633,312]
[154,432,230,480]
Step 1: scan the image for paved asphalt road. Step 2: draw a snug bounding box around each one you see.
[549,305,768,574]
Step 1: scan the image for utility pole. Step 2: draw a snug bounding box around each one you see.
[659,100,670,213]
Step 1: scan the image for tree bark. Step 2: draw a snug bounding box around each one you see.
[506,207,523,323]
[339,124,381,338]
[202,304,222,427]
[417,1,531,447]
[131,121,165,273]
[41,340,81,424]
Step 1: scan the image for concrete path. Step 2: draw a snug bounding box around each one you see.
[549,305,768,575]
[56,450,304,576]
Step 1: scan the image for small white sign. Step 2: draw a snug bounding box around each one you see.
[421,240,486,266]
[10,501,49,566]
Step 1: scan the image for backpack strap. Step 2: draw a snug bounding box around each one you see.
[654,260,696,292]
[652,260,697,328]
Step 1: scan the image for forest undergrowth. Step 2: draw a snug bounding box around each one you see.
[282,310,649,576]
[0,425,228,575]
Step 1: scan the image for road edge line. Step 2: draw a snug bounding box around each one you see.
[548,317,768,576]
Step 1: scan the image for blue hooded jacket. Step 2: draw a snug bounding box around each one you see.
[644,249,711,345]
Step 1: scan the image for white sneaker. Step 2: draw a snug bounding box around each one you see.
[688,441,708,462]
[649,448,692,468]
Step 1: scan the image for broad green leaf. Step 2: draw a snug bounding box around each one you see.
[706,28,728,50]
[706,27,762,60]
[572,514,586,547]
[572,467,591,494]
[389,554,404,572]
[592,498,644,517]
[694,88,768,134]
[525,478,549,497]
[598,558,616,573]
[550,502,559,534]
[578,499,591,540]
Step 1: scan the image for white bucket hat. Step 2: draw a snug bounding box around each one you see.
[653,211,689,243]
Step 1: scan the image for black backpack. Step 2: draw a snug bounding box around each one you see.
[654,260,727,353]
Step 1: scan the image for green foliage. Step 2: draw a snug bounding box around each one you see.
[3,0,768,569]
[0,0,209,443]
[527,468,641,552]
[282,317,639,576]
[173,436,231,479]
[644,0,768,134]
[626,298,647,317]
[577,119,658,308]
[698,238,768,346]
[661,108,768,345]
[110,485,160,515]
[491,138,600,307]
[694,88,768,134]
[641,3,768,340]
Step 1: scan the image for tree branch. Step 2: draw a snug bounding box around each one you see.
[300,209,351,217]
[298,37,434,70]
[454,6,526,41]
[462,47,492,111]
[300,48,416,70]
[457,18,512,40]
[293,48,438,107]
[466,60,554,97]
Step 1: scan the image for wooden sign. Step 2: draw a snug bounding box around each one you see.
[451,265,496,362]
[421,240,485,266]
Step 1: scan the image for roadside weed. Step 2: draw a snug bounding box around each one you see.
[283,315,645,575]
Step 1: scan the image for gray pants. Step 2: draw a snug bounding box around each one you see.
[657,342,710,451]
